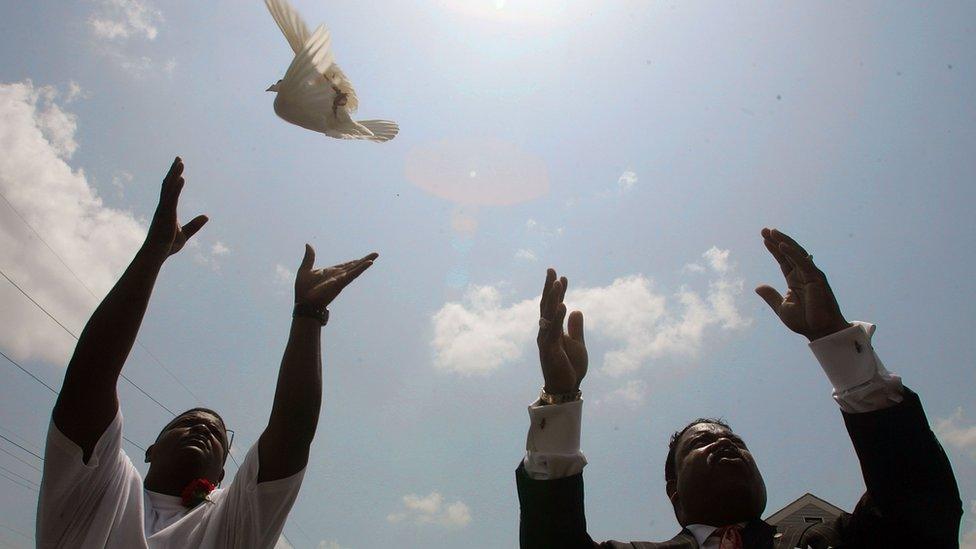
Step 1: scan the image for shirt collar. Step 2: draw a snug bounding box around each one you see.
[685,522,748,546]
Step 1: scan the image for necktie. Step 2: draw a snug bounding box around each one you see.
[712,525,744,549]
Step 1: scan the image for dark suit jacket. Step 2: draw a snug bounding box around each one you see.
[516,389,962,548]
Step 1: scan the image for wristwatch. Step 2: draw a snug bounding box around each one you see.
[293,302,329,326]
[539,388,582,405]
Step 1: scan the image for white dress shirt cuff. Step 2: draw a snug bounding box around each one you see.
[523,399,587,480]
[809,321,904,413]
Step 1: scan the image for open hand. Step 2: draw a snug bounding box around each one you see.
[146,157,208,257]
[295,245,378,308]
[537,268,587,394]
[755,228,850,341]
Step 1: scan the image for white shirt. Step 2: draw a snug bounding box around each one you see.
[37,411,305,548]
[522,321,905,548]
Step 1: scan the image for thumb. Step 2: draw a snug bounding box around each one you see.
[181,215,209,241]
[567,310,584,343]
[299,244,315,273]
[755,285,783,314]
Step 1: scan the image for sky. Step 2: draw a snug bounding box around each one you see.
[0,0,974,547]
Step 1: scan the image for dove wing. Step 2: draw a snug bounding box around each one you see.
[265,0,361,112]
[265,0,311,54]
[275,26,337,131]
[357,120,399,142]
[324,64,360,112]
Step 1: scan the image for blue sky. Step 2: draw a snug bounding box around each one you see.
[1,1,975,547]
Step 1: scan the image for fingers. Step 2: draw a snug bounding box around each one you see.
[541,279,561,322]
[545,303,568,343]
[777,241,818,276]
[540,268,556,315]
[761,231,793,277]
[181,215,209,241]
[567,310,584,343]
[334,258,375,287]
[331,252,380,271]
[769,228,809,256]
[558,276,568,305]
[755,284,783,314]
[299,244,315,273]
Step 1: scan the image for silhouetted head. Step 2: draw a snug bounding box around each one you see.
[266,79,283,92]
[145,407,229,487]
[665,418,766,526]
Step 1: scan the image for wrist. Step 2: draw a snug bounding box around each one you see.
[539,387,582,405]
[805,320,853,342]
[293,301,329,326]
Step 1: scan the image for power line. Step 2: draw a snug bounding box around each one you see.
[0,267,176,416]
[0,189,202,403]
[0,354,146,454]
[0,433,41,462]
[0,349,58,394]
[0,521,34,542]
[0,468,37,493]
[0,463,38,490]
[0,445,41,473]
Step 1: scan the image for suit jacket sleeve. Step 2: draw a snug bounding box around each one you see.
[822,387,962,548]
[516,462,598,549]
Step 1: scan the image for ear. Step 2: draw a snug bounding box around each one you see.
[667,480,685,524]
[145,444,154,464]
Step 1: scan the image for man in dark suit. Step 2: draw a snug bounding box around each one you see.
[516,229,962,548]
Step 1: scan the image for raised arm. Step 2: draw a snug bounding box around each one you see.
[257,244,377,482]
[756,227,961,546]
[518,268,596,549]
[53,157,208,461]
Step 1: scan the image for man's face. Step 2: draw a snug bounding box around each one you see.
[671,422,767,524]
[148,410,228,481]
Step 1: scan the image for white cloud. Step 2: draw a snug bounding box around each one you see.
[431,248,749,376]
[611,380,647,406]
[210,241,230,256]
[525,218,563,239]
[275,264,294,285]
[387,492,471,528]
[0,80,145,365]
[617,170,638,192]
[682,263,706,274]
[515,248,537,261]
[88,0,162,41]
[317,541,350,549]
[703,246,731,273]
[934,407,976,458]
[65,81,87,103]
[87,0,172,78]
[194,242,229,271]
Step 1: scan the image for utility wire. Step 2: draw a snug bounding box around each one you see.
[0,267,175,416]
[0,445,41,473]
[0,463,38,490]
[0,433,41,462]
[0,354,145,453]
[0,468,37,493]
[0,189,202,403]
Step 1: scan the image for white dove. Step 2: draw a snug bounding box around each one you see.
[264,0,398,142]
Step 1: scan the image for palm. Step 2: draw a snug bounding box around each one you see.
[537,269,588,393]
[146,158,207,257]
[295,245,378,307]
[757,229,849,341]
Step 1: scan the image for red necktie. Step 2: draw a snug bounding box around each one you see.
[712,525,744,549]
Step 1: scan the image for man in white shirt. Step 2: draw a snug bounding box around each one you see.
[37,157,378,548]
[516,228,961,548]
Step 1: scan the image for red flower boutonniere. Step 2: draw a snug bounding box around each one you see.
[180,478,216,509]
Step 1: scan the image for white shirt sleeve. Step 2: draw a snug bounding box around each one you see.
[37,411,147,549]
[190,442,306,548]
[522,398,587,480]
[808,321,904,414]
